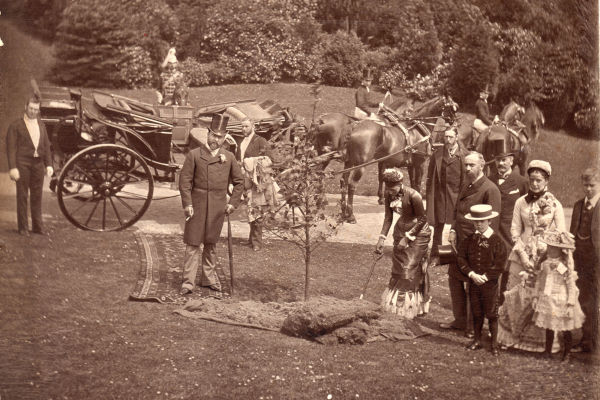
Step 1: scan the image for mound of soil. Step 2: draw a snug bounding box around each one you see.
[175,296,428,345]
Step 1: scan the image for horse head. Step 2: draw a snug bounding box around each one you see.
[441,95,458,124]
[500,100,525,125]
[521,103,545,142]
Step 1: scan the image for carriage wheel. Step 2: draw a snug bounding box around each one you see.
[57,144,154,231]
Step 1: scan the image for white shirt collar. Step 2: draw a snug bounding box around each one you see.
[586,192,600,207]
[478,227,494,238]
[204,143,220,157]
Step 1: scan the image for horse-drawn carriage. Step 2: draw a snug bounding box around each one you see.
[39,85,301,231]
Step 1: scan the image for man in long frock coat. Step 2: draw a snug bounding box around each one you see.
[426,127,467,263]
[179,115,244,295]
[442,152,501,334]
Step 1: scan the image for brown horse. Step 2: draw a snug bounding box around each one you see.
[473,102,545,175]
[336,96,458,223]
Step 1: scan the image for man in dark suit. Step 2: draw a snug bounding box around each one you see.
[179,114,244,295]
[237,117,271,251]
[6,97,53,236]
[440,151,501,334]
[472,87,498,149]
[426,127,467,264]
[354,69,380,119]
[488,142,528,304]
[570,167,600,353]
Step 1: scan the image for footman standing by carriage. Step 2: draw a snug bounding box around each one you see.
[376,168,431,318]
[6,96,54,236]
[179,115,244,295]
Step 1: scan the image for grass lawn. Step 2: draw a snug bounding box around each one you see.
[1,205,598,399]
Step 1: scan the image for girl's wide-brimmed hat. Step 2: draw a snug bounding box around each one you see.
[465,204,499,220]
[527,159,552,177]
[382,168,404,183]
[541,230,575,250]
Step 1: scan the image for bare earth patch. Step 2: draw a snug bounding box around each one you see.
[176,296,429,345]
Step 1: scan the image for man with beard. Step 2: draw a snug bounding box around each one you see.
[179,114,244,296]
[236,117,271,252]
[426,127,468,265]
[487,142,528,304]
[440,151,501,335]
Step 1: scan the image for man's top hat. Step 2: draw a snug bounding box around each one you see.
[362,68,373,81]
[490,139,514,159]
[209,114,229,135]
[480,84,490,94]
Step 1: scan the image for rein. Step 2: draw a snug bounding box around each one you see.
[333,135,430,175]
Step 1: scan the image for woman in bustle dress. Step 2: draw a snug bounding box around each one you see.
[376,168,431,318]
[497,160,566,352]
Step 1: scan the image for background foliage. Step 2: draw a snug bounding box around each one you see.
[10,0,598,136]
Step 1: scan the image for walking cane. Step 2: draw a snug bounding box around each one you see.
[227,214,234,296]
[359,251,384,300]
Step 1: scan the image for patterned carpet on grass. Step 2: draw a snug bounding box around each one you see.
[130,232,231,305]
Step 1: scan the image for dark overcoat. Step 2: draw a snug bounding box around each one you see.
[449,175,501,281]
[6,118,52,169]
[571,198,600,262]
[425,144,467,225]
[475,98,493,125]
[489,168,529,248]
[355,86,378,114]
[236,134,270,161]
[179,146,244,245]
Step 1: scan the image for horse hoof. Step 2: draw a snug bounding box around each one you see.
[377,198,385,205]
[346,215,357,224]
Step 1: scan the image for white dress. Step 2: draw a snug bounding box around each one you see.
[497,192,565,352]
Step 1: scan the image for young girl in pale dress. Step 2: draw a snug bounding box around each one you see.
[533,230,585,361]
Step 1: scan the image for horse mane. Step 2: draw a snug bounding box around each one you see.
[411,96,443,118]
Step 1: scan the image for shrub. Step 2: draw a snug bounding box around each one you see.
[117,46,155,89]
[198,0,320,84]
[52,0,176,88]
[447,22,499,106]
[178,57,210,87]
[379,65,407,93]
[315,31,366,87]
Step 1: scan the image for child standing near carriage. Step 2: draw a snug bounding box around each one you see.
[533,230,585,361]
[458,204,507,356]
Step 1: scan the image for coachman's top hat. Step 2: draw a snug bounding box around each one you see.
[489,139,514,159]
[209,114,229,135]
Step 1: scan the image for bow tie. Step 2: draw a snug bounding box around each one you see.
[525,190,546,204]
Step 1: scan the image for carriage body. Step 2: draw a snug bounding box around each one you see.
[38,85,297,231]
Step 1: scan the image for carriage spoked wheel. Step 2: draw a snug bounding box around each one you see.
[56,144,154,231]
